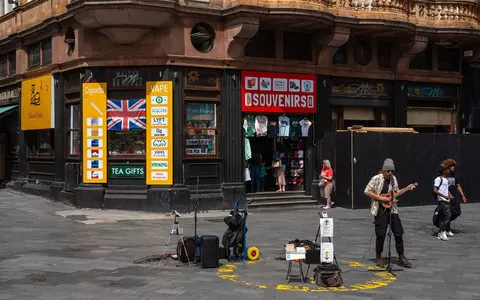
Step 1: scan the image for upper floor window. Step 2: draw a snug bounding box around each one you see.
[409,43,433,70]
[438,46,460,72]
[0,51,16,77]
[284,32,312,61]
[245,30,276,59]
[27,38,52,68]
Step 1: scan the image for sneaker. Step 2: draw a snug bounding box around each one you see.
[447,231,454,237]
[331,202,335,206]
[323,206,331,209]
[437,231,450,241]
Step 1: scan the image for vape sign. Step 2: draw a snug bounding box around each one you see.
[241,71,316,113]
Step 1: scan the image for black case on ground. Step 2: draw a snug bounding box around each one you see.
[200,235,219,268]
[177,237,196,263]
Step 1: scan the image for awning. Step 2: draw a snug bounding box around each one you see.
[0,105,18,118]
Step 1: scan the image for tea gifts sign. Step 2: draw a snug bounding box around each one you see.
[21,75,54,130]
[146,81,173,185]
[241,71,316,113]
[82,83,107,183]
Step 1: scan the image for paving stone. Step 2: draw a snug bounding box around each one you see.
[1,190,480,299]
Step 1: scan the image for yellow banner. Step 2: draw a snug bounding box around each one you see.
[21,75,54,130]
[82,83,107,184]
[146,81,173,185]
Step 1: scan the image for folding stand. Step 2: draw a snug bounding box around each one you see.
[161,213,191,268]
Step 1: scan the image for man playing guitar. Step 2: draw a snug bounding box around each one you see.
[364,158,417,269]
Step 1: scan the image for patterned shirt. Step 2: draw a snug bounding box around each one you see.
[364,174,399,216]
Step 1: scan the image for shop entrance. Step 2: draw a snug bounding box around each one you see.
[244,113,311,194]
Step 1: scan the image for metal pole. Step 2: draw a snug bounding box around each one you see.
[350,130,354,209]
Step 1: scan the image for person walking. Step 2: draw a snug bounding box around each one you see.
[320,160,334,209]
[433,164,454,241]
[273,152,286,192]
[441,159,467,235]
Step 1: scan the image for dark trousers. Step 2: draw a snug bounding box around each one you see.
[374,208,405,256]
[260,176,265,191]
[450,198,461,222]
[437,201,452,232]
[250,165,261,193]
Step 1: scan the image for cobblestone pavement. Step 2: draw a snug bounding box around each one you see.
[1,190,480,300]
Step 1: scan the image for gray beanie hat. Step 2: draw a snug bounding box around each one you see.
[382,158,395,171]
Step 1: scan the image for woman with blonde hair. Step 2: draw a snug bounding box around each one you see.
[320,159,334,208]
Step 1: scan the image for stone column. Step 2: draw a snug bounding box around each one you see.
[50,73,66,201]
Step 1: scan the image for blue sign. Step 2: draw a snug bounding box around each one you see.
[408,86,445,97]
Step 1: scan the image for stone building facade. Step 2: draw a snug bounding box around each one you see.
[0,0,479,210]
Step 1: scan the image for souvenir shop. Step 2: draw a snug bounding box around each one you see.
[241,71,317,193]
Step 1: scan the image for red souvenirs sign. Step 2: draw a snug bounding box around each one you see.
[241,71,317,113]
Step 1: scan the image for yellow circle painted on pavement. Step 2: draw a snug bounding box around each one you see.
[216,260,396,293]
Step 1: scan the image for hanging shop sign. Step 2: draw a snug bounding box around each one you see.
[331,79,391,98]
[110,165,145,178]
[0,87,20,106]
[21,75,54,130]
[82,83,107,184]
[146,81,173,185]
[241,71,316,113]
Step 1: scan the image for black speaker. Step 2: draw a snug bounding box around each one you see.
[305,249,320,265]
[200,235,219,268]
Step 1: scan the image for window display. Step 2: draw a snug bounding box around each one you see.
[26,130,54,157]
[108,130,146,155]
[285,138,305,189]
[278,115,290,137]
[67,104,81,155]
[185,103,217,155]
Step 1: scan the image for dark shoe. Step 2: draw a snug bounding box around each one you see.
[398,254,412,268]
[376,255,384,268]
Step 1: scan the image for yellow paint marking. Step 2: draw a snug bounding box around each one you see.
[216,259,397,293]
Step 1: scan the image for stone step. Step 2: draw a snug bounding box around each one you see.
[247,190,305,197]
[103,193,147,211]
[247,195,314,202]
[105,188,147,195]
[248,199,318,210]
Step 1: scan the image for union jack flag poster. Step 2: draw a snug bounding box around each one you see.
[107,99,146,130]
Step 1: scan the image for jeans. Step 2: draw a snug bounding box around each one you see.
[374,208,405,255]
[250,165,261,192]
[437,201,452,232]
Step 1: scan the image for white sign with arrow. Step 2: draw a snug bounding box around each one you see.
[321,242,334,263]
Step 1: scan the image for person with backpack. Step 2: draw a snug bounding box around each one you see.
[442,159,467,234]
[433,164,454,241]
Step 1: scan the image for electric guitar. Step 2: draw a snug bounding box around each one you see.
[380,182,418,209]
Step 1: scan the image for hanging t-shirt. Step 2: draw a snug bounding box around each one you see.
[255,115,268,136]
[245,138,252,160]
[267,118,279,137]
[299,118,312,137]
[278,115,290,137]
[244,115,256,137]
[290,117,302,137]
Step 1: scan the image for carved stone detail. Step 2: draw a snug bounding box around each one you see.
[224,17,260,60]
[395,35,428,72]
[316,26,350,66]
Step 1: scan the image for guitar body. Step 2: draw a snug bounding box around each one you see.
[380,193,395,209]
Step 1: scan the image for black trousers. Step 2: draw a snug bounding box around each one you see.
[450,198,461,222]
[437,201,452,232]
[374,208,404,256]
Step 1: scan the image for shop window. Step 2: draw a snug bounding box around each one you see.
[6,114,19,156]
[26,130,54,157]
[438,46,460,72]
[185,102,219,156]
[333,45,347,64]
[27,38,52,68]
[283,32,312,61]
[67,104,81,156]
[245,30,276,59]
[108,130,146,156]
[409,43,432,70]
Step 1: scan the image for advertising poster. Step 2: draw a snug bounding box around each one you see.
[146,81,173,185]
[21,75,54,130]
[241,71,317,113]
[82,83,107,183]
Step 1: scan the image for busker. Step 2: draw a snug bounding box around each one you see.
[441,159,467,235]
[433,164,454,241]
[364,158,417,269]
